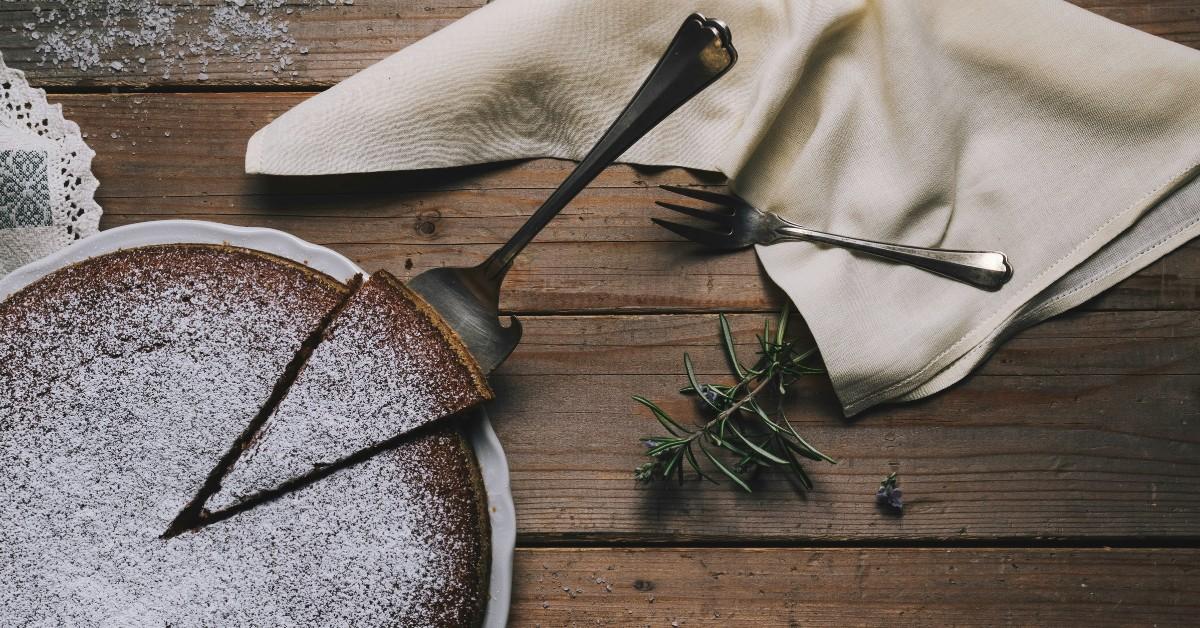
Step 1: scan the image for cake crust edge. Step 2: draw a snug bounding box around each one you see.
[0,243,350,308]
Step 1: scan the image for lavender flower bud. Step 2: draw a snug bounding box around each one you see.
[699,385,723,407]
[876,485,903,510]
[876,472,903,511]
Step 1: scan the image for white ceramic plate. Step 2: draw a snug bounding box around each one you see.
[0,220,516,628]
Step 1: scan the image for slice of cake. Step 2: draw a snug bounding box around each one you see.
[205,270,494,512]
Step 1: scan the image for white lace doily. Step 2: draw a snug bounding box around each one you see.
[0,50,101,276]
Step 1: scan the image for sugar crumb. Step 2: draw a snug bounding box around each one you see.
[24,1,353,78]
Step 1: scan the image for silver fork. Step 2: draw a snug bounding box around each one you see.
[408,14,737,373]
[654,186,1013,291]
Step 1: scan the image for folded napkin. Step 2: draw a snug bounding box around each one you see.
[0,52,101,276]
[247,0,1200,415]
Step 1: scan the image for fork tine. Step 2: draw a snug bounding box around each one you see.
[655,201,734,225]
[652,217,735,247]
[659,185,739,206]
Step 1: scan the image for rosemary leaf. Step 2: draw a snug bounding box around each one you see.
[718,313,746,379]
[775,301,790,345]
[701,444,752,492]
[780,435,829,463]
[779,441,814,490]
[706,431,751,459]
[729,421,789,464]
[684,446,718,484]
[683,353,721,413]
[661,447,685,479]
[633,395,690,436]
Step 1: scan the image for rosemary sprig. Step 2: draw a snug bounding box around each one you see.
[633,304,835,492]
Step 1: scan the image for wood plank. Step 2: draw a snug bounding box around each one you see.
[1073,0,1200,47]
[485,313,1200,543]
[47,90,1198,312]
[162,238,1200,313]
[60,92,714,195]
[0,0,486,89]
[3,1,1196,88]
[500,312,1200,378]
[510,548,1200,626]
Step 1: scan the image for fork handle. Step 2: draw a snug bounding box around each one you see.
[480,13,737,279]
[774,224,1013,291]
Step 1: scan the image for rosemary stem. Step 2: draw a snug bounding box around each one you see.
[713,374,774,424]
[678,374,775,447]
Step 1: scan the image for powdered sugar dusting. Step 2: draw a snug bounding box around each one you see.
[16,0,351,80]
[210,273,491,511]
[0,245,486,625]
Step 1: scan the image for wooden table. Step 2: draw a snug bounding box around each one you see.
[4,1,1197,624]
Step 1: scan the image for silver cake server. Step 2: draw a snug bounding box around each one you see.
[408,13,738,372]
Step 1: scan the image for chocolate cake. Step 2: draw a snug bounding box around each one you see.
[207,270,494,511]
[0,245,491,626]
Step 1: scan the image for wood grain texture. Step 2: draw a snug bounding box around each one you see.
[1073,0,1200,47]
[484,312,1200,543]
[58,93,712,197]
[2,0,1196,89]
[510,548,1200,626]
[41,90,1197,313]
[0,0,486,89]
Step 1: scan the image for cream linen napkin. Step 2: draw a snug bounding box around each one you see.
[246,0,1200,415]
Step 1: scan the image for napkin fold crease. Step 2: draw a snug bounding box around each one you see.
[247,0,1200,415]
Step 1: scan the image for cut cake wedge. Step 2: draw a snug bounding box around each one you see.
[205,270,494,512]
